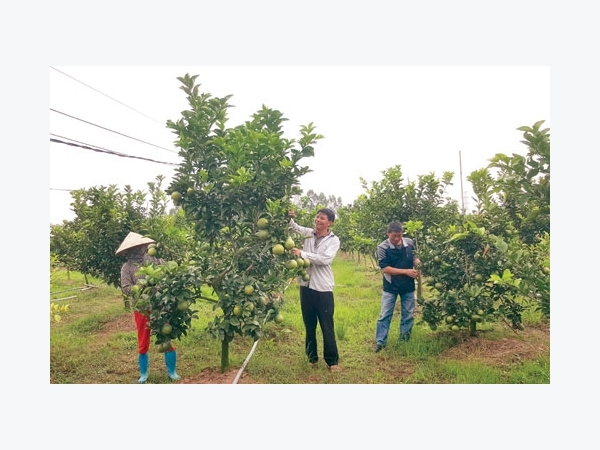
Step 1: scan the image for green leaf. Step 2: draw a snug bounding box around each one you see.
[279,158,293,168]
[449,232,468,242]
[501,269,513,280]
[494,239,508,253]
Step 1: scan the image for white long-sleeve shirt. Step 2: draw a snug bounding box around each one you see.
[289,218,340,292]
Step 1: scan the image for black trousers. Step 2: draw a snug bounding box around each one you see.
[300,286,339,366]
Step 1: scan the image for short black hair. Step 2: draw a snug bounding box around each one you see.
[387,221,404,233]
[318,208,336,223]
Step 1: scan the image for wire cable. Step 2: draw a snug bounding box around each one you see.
[50,66,165,126]
[50,108,178,154]
[50,134,179,166]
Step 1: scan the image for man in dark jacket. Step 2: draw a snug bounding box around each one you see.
[373,222,421,352]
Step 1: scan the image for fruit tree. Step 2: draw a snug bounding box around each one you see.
[148,74,323,372]
[419,219,547,335]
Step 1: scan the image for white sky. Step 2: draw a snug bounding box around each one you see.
[50,66,550,224]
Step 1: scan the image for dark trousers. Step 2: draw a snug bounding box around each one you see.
[300,286,339,366]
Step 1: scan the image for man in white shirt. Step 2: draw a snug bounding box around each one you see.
[289,208,342,372]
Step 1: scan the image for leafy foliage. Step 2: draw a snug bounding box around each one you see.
[149,74,323,371]
[341,121,551,331]
[129,261,202,349]
[49,176,192,288]
[485,120,550,243]
[50,302,70,323]
[419,221,525,333]
[50,185,147,287]
[335,166,460,258]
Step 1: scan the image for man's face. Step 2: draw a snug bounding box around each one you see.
[387,231,403,246]
[314,212,332,232]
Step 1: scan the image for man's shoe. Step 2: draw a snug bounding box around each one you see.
[399,334,411,342]
[372,343,384,353]
[328,365,342,372]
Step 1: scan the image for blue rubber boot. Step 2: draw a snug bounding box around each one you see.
[164,350,181,381]
[138,353,149,383]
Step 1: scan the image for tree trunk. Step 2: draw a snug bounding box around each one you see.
[469,319,477,336]
[220,336,232,373]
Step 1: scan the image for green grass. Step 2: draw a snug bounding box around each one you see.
[49,253,550,384]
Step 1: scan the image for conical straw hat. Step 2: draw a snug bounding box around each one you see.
[115,232,155,256]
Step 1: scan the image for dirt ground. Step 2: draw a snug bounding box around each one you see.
[101,314,549,384]
[439,325,549,366]
[177,367,242,384]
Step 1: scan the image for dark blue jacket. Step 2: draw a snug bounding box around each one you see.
[377,238,417,295]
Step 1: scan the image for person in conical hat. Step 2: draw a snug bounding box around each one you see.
[115,232,155,256]
[117,232,181,383]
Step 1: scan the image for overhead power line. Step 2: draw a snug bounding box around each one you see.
[50,66,165,126]
[50,134,179,166]
[50,107,178,154]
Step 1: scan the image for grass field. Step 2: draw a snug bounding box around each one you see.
[49,252,549,384]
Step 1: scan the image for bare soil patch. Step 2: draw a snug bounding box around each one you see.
[177,367,246,384]
[440,324,549,366]
[100,313,136,334]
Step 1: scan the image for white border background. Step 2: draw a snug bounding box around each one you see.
[3,0,594,447]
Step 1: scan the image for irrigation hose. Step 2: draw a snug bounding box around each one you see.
[232,279,294,384]
[233,339,259,384]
